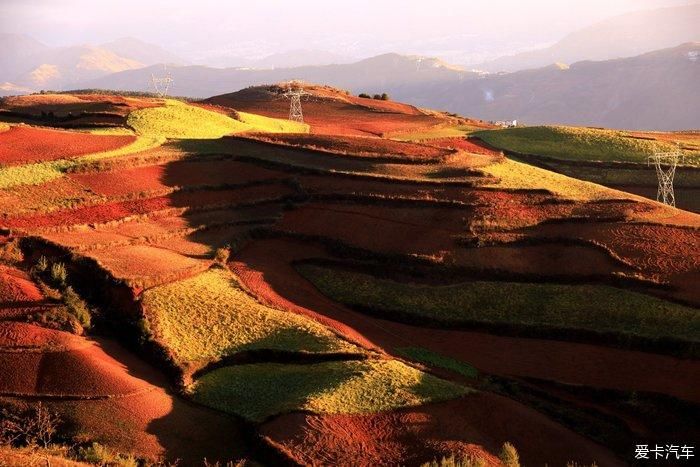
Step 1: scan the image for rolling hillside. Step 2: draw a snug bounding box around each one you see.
[0,88,697,465]
[86,43,700,130]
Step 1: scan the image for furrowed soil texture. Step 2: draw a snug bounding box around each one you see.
[0,126,136,165]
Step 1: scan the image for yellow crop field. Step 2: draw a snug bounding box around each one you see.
[141,268,359,367]
[190,359,469,421]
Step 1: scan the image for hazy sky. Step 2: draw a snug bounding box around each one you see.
[1,0,695,64]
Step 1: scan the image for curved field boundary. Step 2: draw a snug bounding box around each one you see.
[0,386,158,401]
[0,134,165,190]
[240,134,455,164]
[5,183,295,233]
[229,237,700,401]
[473,127,700,165]
[0,126,138,166]
[0,109,127,127]
[172,139,511,188]
[189,359,469,423]
[297,263,700,358]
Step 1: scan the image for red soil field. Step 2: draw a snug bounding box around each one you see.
[275,201,629,275]
[83,244,207,284]
[207,85,453,137]
[0,334,151,397]
[427,137,503,156]
[0,126,135,165]
[5,183,295,232]
[40,206,282,256]
[298,174,482,204]
[246,133,453,161]
[229,238,700,402]
[262,394,621,467]
[469,191,654,231]
[0,265,52,320]
[152,224,261,258]
[0,321,82,350]
[69,160,288,198]
[0,265,44,303]
[625,131,700,150]
[519,221,700,305]
[0,177,102,217]
[0,322,247,463]
[0,93,161,117]
[276,202,464,258]
[68,164,172,197]
[452,243,629,277]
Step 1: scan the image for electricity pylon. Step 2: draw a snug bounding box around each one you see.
[283,81,309,123]
[648,145,684,206]
[151,65,173,98]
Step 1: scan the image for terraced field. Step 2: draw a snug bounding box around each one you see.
[1,85,698,466]
[475,126,700,212]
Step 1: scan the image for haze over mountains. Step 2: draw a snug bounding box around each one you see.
[1,3,698,130]
[476,3,700,72]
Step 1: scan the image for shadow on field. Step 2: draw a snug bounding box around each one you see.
[91,337,250,464]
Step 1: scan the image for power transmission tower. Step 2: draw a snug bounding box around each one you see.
[648,145,684,206]
[282,81,309,123]
[151,65,173,98]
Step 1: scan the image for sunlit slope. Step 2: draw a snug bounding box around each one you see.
[127,99,308,138]
[475,126,700,164]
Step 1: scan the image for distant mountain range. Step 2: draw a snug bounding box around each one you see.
[81,43,699,130]
[1,4,699,130]
[83,53,469,98]
[415,43,700,131]
[474,4,700,72]
[0,34,182,92]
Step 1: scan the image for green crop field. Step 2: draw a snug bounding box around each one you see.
[298,265,700,344]
[480,158,621,201]
[474,126,700,164]
[141,268,359,367]
[190,359,469,422]
[395,347,478,379]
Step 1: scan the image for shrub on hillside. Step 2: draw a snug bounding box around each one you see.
[78,442,138,467]
[499,442,520,467]
[50,262,67,285]
[381,93,390,100]
[358,93,371,98]
[0,241,23,263]
[62,286,91,329]
[420,454,486,467]
[29,307,83,335]
[372,94,382,100]
[0,402,62,449]
[35,255,49,273]
[214,247,230,266]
